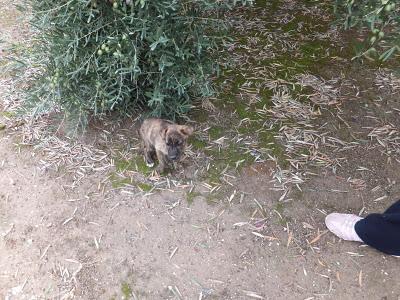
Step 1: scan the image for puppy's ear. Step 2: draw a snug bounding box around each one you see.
[179,125,194,138]
[162,127,169,140]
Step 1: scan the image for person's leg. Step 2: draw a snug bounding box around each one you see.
[354,203,400,256]
[383,200,400,214]
[325,200,400,256]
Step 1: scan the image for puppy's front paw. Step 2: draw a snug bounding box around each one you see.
[144,156,155,168]
[146,160,155,168]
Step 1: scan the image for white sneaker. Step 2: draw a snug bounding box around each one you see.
[325,213,364,242]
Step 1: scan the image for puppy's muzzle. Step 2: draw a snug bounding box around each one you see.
[169,154,179,160]
[168,150,180,161]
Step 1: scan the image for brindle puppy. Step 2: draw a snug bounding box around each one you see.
[139,118,194,173]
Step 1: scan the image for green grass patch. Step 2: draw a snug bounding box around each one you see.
[114,156,153,175]
[189,136,207,150]
[109,173,132,188]
[208,126,224,139]
[258,131,289,167]
[115,158,133,172]
[109,172,153,191]
[205,194,221,205]
[137,182,153,192]
[204,142,255,183]
[186,191,201,205]
[204,162,224,185]
[121,282,132,299]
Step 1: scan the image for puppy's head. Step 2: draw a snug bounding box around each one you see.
[163,125,194,161]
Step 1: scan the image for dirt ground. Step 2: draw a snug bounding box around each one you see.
[1,1,400,300]
[2,130,400,300]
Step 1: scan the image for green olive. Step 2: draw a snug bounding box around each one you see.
[101,44,106,50]
[113,2,118,8]
[97,49,103,56]
[384,4,392,11]
[378,31,385,39]
[370,36,377,44]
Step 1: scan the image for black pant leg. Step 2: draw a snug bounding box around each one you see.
[355,208,400,256]
[384,200,400,214]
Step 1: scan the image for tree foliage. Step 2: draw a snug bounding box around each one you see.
[17,0,250,129]
[335,0,400,61]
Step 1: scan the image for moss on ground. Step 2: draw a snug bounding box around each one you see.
[205,194,222,205]
[121,282,132,299]
[208,126,224,139]
[203,162,224,185]
[186,191,201,205]
[110,172,154,191]
[110,173,132,188]
[137,182,152,192]
[189,136,207,150]
[203,0,348,173]
[111,154,155,191]
[114,158,132,172]
[152,0,354,187]
[114,155,152,175]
